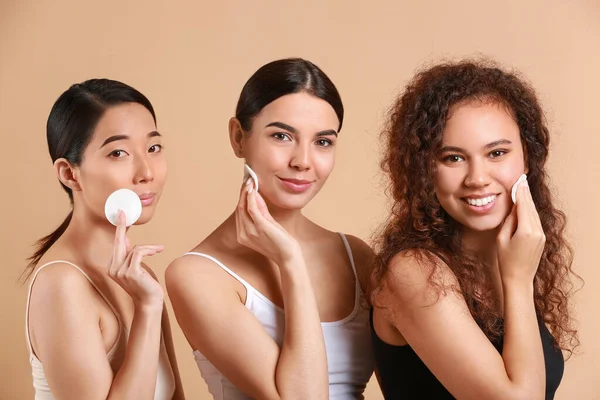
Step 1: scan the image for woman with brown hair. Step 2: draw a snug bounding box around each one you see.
[369,59,579,399]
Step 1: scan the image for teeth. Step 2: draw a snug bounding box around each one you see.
[466,195,496,206]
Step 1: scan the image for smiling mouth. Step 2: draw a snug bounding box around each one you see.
[463,194,497,207]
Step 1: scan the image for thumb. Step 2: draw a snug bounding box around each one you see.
[497,205,518,246]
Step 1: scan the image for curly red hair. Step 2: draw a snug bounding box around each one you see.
[369,58,580,355]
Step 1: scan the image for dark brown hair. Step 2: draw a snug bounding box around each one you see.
[235,58,344,132]
[370,58,579,354]
[22,79,156,282]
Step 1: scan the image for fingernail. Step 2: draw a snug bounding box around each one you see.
[246,178,252,186]
[248,186,253,194]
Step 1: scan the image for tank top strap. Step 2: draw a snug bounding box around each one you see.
[25,260,122,357]
[337,233,360,284]
[182,252,253,291]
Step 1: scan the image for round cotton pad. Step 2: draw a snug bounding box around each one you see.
[104,188,142,227]
[511,174,527,204]
[244,164,259,192]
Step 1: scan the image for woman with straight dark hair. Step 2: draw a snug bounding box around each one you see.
[166,58,375,400]
[24,79,184,400]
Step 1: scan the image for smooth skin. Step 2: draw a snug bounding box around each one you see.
[372,103,546,400]
[166,92,373,400]
[28,103,184,400]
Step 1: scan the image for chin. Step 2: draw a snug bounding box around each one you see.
[264,192,313,211]
[458,216,504,233]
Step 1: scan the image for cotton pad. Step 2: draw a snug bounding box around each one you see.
[104,188,142,227]
[511,174,527,204]
[244,164,259,192]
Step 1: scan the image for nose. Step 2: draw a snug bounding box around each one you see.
[464,158,491,188]
[133,154,154,184]
[289,143,311,171]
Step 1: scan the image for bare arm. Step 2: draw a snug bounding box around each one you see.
[165,181,328,400]
[30,212,168,399]
[166,252,326,400]
[161,304,186,400]
[30,263,163,400]
[142,264,186,400]
[380,249,543,400]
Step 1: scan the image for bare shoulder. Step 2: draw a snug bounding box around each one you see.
[380,249,460,307]
[165,250,238,299]
[29,261,96,304]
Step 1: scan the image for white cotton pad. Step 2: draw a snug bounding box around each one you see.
[244,163,259,192]
[104,188,142,227]
[511,174,527,204]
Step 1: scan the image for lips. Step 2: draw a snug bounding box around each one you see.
[277,177,314,193]
[279,178,312,185]
[138,192,156,206]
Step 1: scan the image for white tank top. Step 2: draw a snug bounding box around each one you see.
[186,233,375,400]
[25,260,176,400]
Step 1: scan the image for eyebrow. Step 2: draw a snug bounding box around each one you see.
[438,139,512,153]
[100,131,161,148]
[265,122,338,137]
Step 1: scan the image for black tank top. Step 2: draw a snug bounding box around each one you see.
[371,308,564,399]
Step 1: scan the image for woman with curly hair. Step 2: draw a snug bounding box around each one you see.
[369,59,579,400]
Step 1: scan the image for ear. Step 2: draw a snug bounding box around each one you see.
[229,117,245,159]
[54,158,82,191]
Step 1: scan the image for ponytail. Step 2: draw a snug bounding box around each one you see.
[20,211,73,282]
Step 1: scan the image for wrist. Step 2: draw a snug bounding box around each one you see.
[279,251,306,273]
[134,296,164,313]
[502,278,535,296]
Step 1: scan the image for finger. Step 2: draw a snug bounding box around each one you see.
[254,191,275,222]
[237,178,252,209]
[497,204,518,245]
[125,235,132,253]
[514,180,534,232]
[240,189,259,238]
[518,179,542,231]
[246,188,266,226]
[128,246,163,270]
[116,245,163,276]
[110,210,128,273]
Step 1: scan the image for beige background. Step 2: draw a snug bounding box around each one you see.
[1,1,599,399]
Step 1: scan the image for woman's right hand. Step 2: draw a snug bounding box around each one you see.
[235,179,303,267]
[108,210,165,308]
[496,178,546,283]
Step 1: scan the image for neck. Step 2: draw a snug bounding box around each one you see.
[461,227,499,267]
[265,201,306,237]
[60,205,123,272]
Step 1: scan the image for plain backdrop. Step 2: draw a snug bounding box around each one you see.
[1,1,599,399]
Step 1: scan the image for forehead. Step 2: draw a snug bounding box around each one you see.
[252,92,340,132]
[442,102,520,146]
[88,102,156,144]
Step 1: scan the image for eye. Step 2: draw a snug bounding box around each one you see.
[443,154,464,163]
[315,138,333,147]
[149,144,163,153]
[272,133,292,142]
[489,149,507,158]
[108,150,128,158]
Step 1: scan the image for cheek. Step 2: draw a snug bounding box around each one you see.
[494,158,527,192]
[80,163,131,201]
[153,159,168,186]
[313,151,335,179]
[434,166,463,197]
